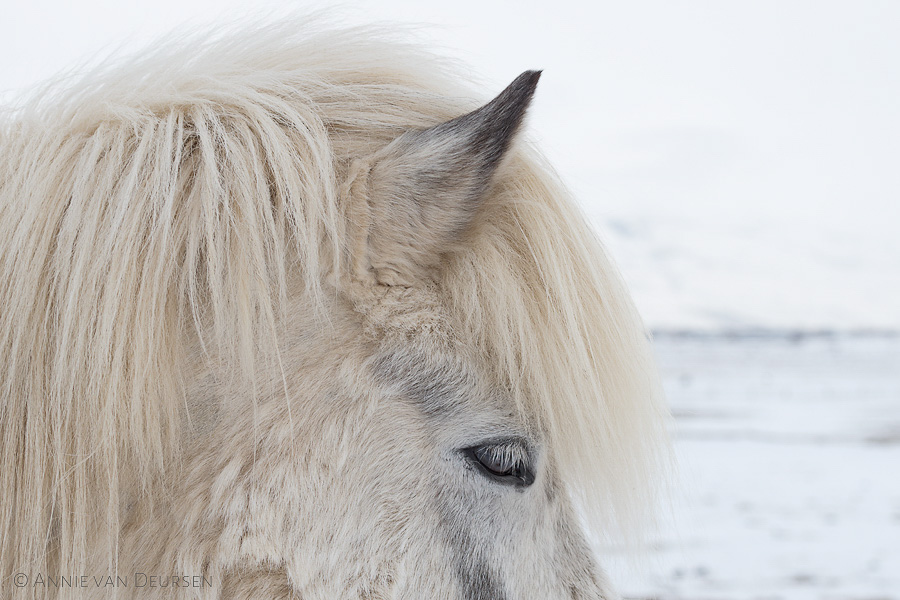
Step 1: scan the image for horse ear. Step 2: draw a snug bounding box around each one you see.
[347,70,541,287]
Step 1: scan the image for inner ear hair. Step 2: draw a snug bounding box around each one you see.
[345,70,541,288]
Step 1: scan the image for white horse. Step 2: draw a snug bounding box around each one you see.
[0,21,670,599]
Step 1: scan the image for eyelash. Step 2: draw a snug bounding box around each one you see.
[461,440,536,488]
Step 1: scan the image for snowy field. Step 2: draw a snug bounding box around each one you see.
[611,333,900,600]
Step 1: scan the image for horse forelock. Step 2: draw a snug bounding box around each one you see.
[0,17,671,585]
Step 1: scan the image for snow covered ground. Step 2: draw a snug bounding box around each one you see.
[596,216,900,333]
[609,333,900,599]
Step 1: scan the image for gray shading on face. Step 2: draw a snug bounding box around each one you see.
[447,529,509,600]
[371,349,518,599]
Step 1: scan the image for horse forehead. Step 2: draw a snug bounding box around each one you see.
[371,349,474,415]
[348,282,453,340]
[372,347,514,422]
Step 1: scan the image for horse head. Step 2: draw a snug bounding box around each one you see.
[0,25,670,599]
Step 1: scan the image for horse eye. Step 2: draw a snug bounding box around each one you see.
[462,441,535,488]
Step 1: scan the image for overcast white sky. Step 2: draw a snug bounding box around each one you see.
[3,0,898,330]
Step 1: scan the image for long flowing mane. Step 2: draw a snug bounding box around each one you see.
[0,20,670,582]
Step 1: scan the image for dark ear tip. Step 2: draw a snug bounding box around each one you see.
[512,70,542,97]
[520,70,543,85]
[486,70,541,119]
